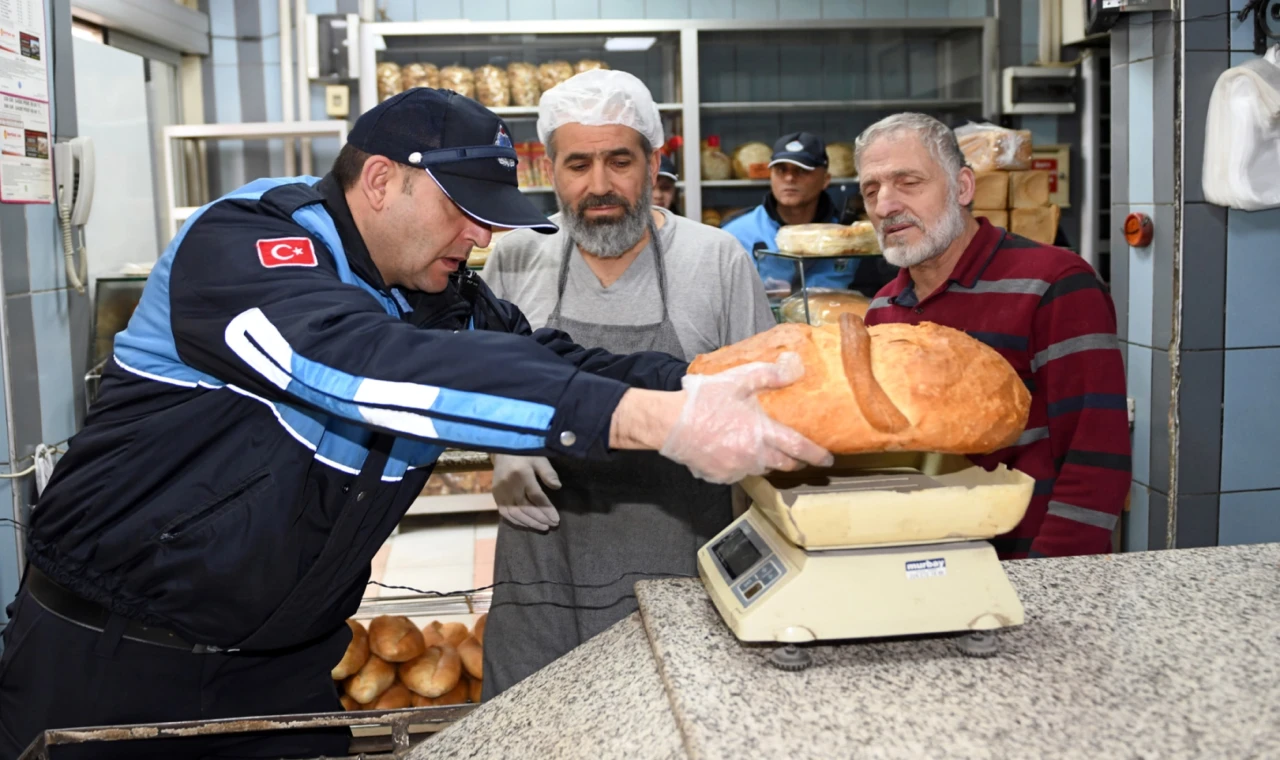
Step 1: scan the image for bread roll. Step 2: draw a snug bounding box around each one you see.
[975,209,1009,229]
[439,66,475,99]
[574,58,609,74]
[473,614,487,645]
[537,61,574,93]
[701,208,722,227]
[775,222,880,256]
[399,645,463,698]
[331,619,371,680]
[474,64,510,108]
[376,62,402,102]
[826,142,856,178]
[779,289,871,326]
[701,147,731,181]
[972,171,1009,209]
[339,694,363,712]
[433,678,469,706]
[437,622,469,647]
[421,623,445,649]
[370,683,413,710]
[344,655,396,704]
[400,62,439,91]
[469,677,483,703]
[731,142,772,180]
[411,692,432,707]
[687,316,1030,455]
[458,636,483,680]
[368,616,426,663]
[508,62,540,106]
[1009,170,1051,208]
[1010,205,1060,245]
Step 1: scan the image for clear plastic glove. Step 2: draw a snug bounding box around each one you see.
[659,352,833,484]
[491,455,561,532]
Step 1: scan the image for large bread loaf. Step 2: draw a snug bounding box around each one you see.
[688,315,1029,455]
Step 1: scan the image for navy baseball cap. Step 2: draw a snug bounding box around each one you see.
[348,88,556,233]
[658,154,678,181]
[768,131,828,171]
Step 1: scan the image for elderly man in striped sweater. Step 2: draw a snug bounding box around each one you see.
[855,113,1130,559]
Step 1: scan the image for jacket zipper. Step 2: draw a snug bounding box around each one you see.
[158,471,269,542]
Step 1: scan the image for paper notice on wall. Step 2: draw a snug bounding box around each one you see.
[0,92,50,202]
[0,0,49,203]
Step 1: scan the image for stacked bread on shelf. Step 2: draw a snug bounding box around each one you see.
[957,123,1059,245]
[333,614,487,710]
[375,59,609,106]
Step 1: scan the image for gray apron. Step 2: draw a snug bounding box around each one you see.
[482,219,733,700]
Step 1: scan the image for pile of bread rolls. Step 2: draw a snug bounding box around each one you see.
[332,614,486,710]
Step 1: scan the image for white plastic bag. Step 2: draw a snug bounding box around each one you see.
[1202,45,1280,211]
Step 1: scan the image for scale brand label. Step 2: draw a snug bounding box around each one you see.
[905,558,947,580]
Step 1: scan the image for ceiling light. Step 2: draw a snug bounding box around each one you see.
[604,37,656,52]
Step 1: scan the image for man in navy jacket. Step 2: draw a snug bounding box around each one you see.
[0,89,829,759]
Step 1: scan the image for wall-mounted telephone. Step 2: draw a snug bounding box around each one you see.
[54,136,95,294]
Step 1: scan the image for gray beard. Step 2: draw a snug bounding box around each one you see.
[556,175,653,259]
[877,196,967,269]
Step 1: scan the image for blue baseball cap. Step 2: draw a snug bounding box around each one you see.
[658,154,678,181]
[768,131,828,171]
[347,88,556,233]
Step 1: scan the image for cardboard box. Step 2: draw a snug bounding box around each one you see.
[1010,205,1061,245]
[974,209,1008,228]
[1010,170,1052,208]
[972,171,1009,209]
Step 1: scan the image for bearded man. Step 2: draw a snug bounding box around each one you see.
[479,70,776,699]
[856,113,1130,561]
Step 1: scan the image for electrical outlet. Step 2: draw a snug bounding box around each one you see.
[325,85,350,118]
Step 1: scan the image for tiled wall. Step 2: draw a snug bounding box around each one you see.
[0,0,90,635]
[1112,2,1280,550]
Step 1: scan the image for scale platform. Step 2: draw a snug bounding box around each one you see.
[697,453,1034,649]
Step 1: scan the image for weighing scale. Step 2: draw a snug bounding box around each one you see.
[697,453,1035,668]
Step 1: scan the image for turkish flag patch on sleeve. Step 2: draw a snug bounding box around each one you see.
[256,237,319,268]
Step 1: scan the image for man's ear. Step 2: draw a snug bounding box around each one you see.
[360,155,395,210]
[649,148,661,185]
[956,166,977,207]
[821,169,831,191]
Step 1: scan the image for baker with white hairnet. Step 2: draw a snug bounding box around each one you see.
[480,69,776,698]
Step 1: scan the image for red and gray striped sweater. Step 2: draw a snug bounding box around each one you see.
[864,219,1131,559]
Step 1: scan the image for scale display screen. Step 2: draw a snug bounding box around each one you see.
[711,528,762,580]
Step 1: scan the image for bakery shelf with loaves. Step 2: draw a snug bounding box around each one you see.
[334,614,488,713]
[688,315,1030,455]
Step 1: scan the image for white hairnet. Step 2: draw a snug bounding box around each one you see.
[536,69,664,150]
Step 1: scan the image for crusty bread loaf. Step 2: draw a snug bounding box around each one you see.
[370,683,413,710]
[368,615,426,663]
[687,316,1030,455]
[344,655,396,704]
[421,623,445,649]
[1011,205,1060,245]
[331,619,371,680]
[399,645,463,698]
[775,222,880,256]
[432,678,469,706]
[458,636,483,680]
[473,614,487,645]
[468,677,483,704]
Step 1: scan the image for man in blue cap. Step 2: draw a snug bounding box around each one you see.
[0,89,830,759]
[722,131,859,292]
[653,154,679,212]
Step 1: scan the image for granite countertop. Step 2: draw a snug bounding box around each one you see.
[636,543,1280,760]
[408,612,685,760]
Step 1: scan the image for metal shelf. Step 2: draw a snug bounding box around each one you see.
[492,102,683,119]
[701,179,770,188]
[700,98,984,113]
